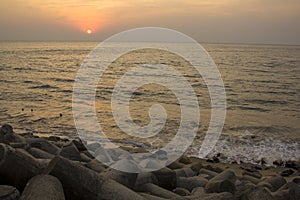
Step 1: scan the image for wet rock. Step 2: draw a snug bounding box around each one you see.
[239,175,261,184]
[102,168,138,189]
[139,158,164,169]
[138,193,167,200]
[60,142,82,161]
[138,183,181,199]
[26,138,60,154]
[292,177,300,184]
[242,170,262,179]
[27,147,55,159]
[47,155,144,200]
[110,158,142,173]
[177,176,208,192]
[152,167,177,190]
[150,150,168,160]
[174,167,195,178]
[84,159,106,173]
[173,192,234,200]
[205,170,236,194]
[0,143,47,191]
[191,187,206,196]
[280,169,295,177]
[0,124,26,144]
[167,161,185,170]
[94,146,112,163]
[72,139,87,152]
[234,180,256,199]
[134,172,158,190]
[86,143,101,152]
[198,168,218,180]
[276,182,300,200]
[20,175,65,200]
[187,160,203,174]
[0,185,20,200]
[178,156,192,165]
[240,186,273,200]
[173,187,190,196]
[47,136,61,142]
[258,176,286,192]
[285,161,300,170]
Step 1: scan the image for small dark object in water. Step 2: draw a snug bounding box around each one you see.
[22,108,24,111]
[59,113,62,117]
[31,109,33,112]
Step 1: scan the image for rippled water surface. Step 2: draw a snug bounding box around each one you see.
[0,42,299,164]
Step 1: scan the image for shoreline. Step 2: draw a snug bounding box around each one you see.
[0,124,300,200]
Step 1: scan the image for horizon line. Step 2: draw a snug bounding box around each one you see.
[0,40,299,47]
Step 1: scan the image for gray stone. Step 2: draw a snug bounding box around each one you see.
[258,176,286,192]
[138,183,181,199]
[177,176,208,192]
[0,185,20,200]
[205,170,236,194]
[20,175,65,200]
[173,187,190,196]
[152,167,177,190]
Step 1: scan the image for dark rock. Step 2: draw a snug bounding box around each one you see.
[134,172,158,190]
[167,161,185,170]
[280,169,295,177]
[72,139,87,152]
[199,168,218,180]
[60,142,82,161]
[173,187,190,196]
[138,192,167,200]
[178,156,192,165]
[47,155,144,200]
[234,180,256,199]
[0,185,20,200]
[240,175,261,184]
[27,147,55,159]
[20,175,65,200]
[152,167,177,190]
[191,187,206,196]
[277,182,300,200]
[84,159,106,173]
[205,170,236,194]
[0,124,25,144]
[138,183,181,199]
[177,176,208,192]
[0,144,47,191]
[0,124,13,135]
[174,167,195,178]
[86,143,101,152]
[273,160,284,167]
[101,168,138,189]
[26,138,60,154]
[292,177,300,184]
[285,161,300,170]
[242,170,262,179]
[258,176,286,192]
[240,186,273,200]
[48,136,61,142]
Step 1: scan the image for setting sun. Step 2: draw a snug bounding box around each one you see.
[86,29,92,34]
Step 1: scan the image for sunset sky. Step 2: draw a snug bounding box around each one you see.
[0,0,299,44]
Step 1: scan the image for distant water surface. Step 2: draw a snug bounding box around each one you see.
[0,42,299,164]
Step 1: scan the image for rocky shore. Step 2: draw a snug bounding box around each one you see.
[0,124,299,200]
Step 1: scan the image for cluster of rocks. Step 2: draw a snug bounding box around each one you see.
[0,124,300,200]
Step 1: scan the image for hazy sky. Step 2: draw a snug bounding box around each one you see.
[0,0,299,44]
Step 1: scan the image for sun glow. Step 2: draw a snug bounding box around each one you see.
[86,29,92,34]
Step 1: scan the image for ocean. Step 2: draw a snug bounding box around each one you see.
[0,42,299,165]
